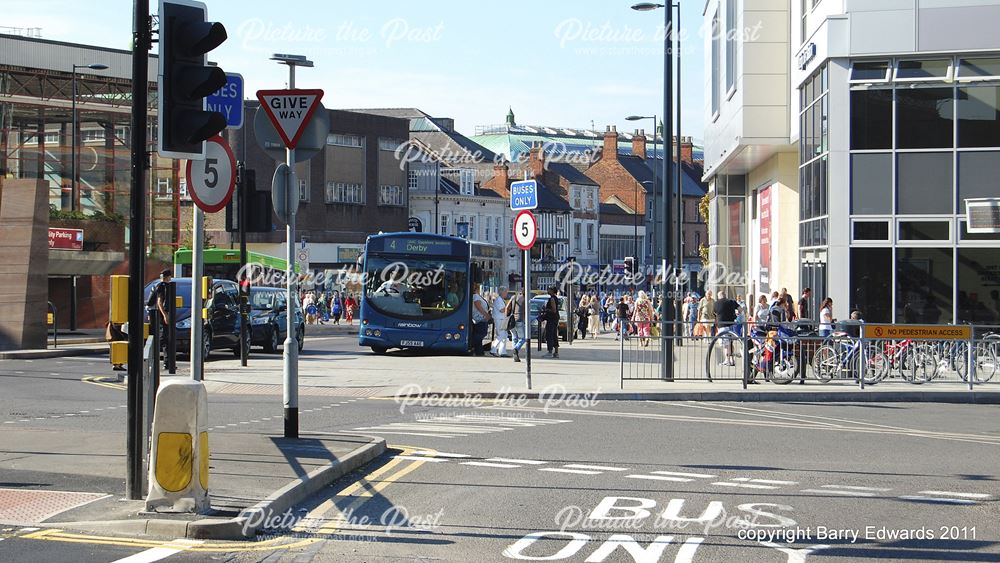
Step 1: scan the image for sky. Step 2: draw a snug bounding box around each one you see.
[6,0,708,140]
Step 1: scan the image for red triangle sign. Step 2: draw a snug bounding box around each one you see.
[256,89,325,149]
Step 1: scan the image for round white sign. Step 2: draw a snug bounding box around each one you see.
[185,136,236,213]
[514,210,537,250]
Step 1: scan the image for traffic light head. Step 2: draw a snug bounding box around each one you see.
[158,0,228,159]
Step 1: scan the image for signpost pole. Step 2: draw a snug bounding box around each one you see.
[238,161,249,367]
[524,248,531,390]
[191,207,204,381]
[284,65,299,439]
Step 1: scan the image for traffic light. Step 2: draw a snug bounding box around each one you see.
[226,169,273,233]
[624,257,636,276]
[157,0,228,159]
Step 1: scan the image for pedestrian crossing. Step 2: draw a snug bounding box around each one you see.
[353,414,571,439]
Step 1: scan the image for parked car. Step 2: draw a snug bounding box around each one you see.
[529,295,568,341]
[248,287,305,353]
[142,277,247,359]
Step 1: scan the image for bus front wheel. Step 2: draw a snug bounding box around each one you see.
[371,345,388,355]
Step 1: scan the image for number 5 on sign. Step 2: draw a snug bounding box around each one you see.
[185,136,237,213]
[514,210,537,251]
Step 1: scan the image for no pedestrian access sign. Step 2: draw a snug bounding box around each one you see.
[256,89,325,149]
[863,324,972,340]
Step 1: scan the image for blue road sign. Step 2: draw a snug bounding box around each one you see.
[510,180,538,211]
[206,73,244,129]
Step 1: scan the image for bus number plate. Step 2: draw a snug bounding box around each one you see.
[400,340,424,347]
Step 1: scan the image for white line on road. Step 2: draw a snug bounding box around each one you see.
[487,458,547,465]
[801,489,876,497]
[109,539,204,563]
[918,491,992,499]
[354,431,464,438]
[899,495,977,505]
[821,485,892,492]
[563,464,629,471]
[461,461,521,469]
[712,482,779,490]
[652,470,716,479]
[733,477,797,485]
[626,474,694,483]
[412,451,471,458]
[539,468,603,475]
[393,455,450,463]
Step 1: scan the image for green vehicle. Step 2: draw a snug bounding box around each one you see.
[173,248,296,285]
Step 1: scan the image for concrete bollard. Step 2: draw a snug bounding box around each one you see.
[145,379,210,513]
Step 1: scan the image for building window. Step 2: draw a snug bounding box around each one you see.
[897,88,954,149]
[849,61,891,83]
[850,90,893,150]
[155,177,171,200]
[958,86,1000,148]
[459,169,475,195]
[894,59,952,82]
[407,170,418,190]
[897,247,953,324]
[495,217,500,242]
[725,0,736,94]
[851,248,893,323]
[325,182,365,204]
[573,222,582,252]
[378,185,404,206]
[897,153,952,215]
[898,220,950,241]
[485,216,492,242]
[469,215,476,240]
[572,188,582,210]
[851,153,892,215]
[586,223,594,252]
[711,10,721,117]
[378,137,404,151]
[957,57,1000,81]
[298,179,309,202]
[853,221,890,242]
[327,133,363,147]
[440,214,449,235]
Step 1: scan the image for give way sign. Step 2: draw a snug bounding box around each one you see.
[256,89,325,149]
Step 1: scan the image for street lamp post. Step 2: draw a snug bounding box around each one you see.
[70,63,109,211]
[632,1,674,381]
[626,115,657,290]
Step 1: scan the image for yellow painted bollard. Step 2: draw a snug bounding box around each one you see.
[145,380,210,513]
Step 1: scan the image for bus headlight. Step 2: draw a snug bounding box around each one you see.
[373,330,382,337]
[444,333,452,340]
[365,329,372,336]
[452,333,461,340]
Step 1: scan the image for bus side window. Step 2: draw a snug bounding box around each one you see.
[470,262,482,285]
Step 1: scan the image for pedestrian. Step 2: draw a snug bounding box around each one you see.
[506,290,526,362]
[695,290,716,337]
[147,269,173,358]
[614,296,630,341]
[344,295,356,324]
[632,291,654,346]
[575,294,589,340]
[681,295,693,336]
[819,297,834,338]
[602,293,615,332]
[754,294,770,329]
[490,286,510,357]
[543,285,560,358]
[687,293,698,336]
[589,295,601,338]
[783,293,797,323]
[471,283,490,356]
[317,296,328,324]
[105,320,127,371]
[330,291,342,325]
[798,288,812,321]
[714,291,739,334]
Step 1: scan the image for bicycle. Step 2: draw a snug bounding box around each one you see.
[811,333,888,385]
[705,323,800,384]
[879,338,938,384]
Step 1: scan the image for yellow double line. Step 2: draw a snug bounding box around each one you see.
[81,376,127,391]
[20,528,320,552]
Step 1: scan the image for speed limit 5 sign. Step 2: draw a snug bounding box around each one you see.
[185,136,237,213]
[513,210,537,250]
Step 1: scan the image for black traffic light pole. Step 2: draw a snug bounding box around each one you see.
[126,0,150,501]
[238,161,249,367]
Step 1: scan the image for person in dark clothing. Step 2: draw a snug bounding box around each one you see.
[544,286,560,358]
[797,288,812,320]
[714,292,740,331]
[615,297,630,341]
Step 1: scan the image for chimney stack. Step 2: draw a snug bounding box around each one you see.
[680,136,694,164]
[632,129,647,160]
[528,141,546,178]
[492,162,510,196]
[603,125,619,162]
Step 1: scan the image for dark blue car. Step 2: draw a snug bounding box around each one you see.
[143,277,247,358]
[248,287,305,353]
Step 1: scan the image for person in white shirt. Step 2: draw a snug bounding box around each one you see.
[471,284,490,356]
[490,287,510,357]
[819,297,834,337]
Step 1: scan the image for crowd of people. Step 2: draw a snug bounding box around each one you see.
[299,290,358,325]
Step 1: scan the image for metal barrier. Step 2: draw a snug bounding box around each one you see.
[47,301,57,348]
[619,321,1000,389]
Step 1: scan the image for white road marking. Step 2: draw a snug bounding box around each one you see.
[801,489,876,497]
[19,527,40,532]
[822,485,891,492]
[355,431,463,438]
[461,461,521,469]
[899,495,977,505]
[627,474,693,483]
[653,470,716,479]
[412,451,471,458]
[563,464,629,472]
[712,482,779,490]
[918,491,992,499]
[539,468,602,475]
[109,539,204,563]
[487,458,547,465]
[733,477,797,485]
[2,421,13,424]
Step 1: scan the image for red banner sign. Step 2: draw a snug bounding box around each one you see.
[48,228,84,251]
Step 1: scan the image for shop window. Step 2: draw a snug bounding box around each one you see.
[896,247,953,324]
[960,220,1000,241]
[898,221,950,241]
[851,248,892,323]
[897,153,952,215]
[958,151,1000,211]
[957,248,1000,324]
[851,153,892,215]
[896,88,954,149]
[849,61,890,83]
[957,86,1000,148]
[853,221,890,241]
[850,90,892,150]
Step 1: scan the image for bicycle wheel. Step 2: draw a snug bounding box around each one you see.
[900,344,937,384]
[961,342,999,383]
[812,345,839,383]
[860,345,889,386]
[770,349,799,385]
[705,331,745,381]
